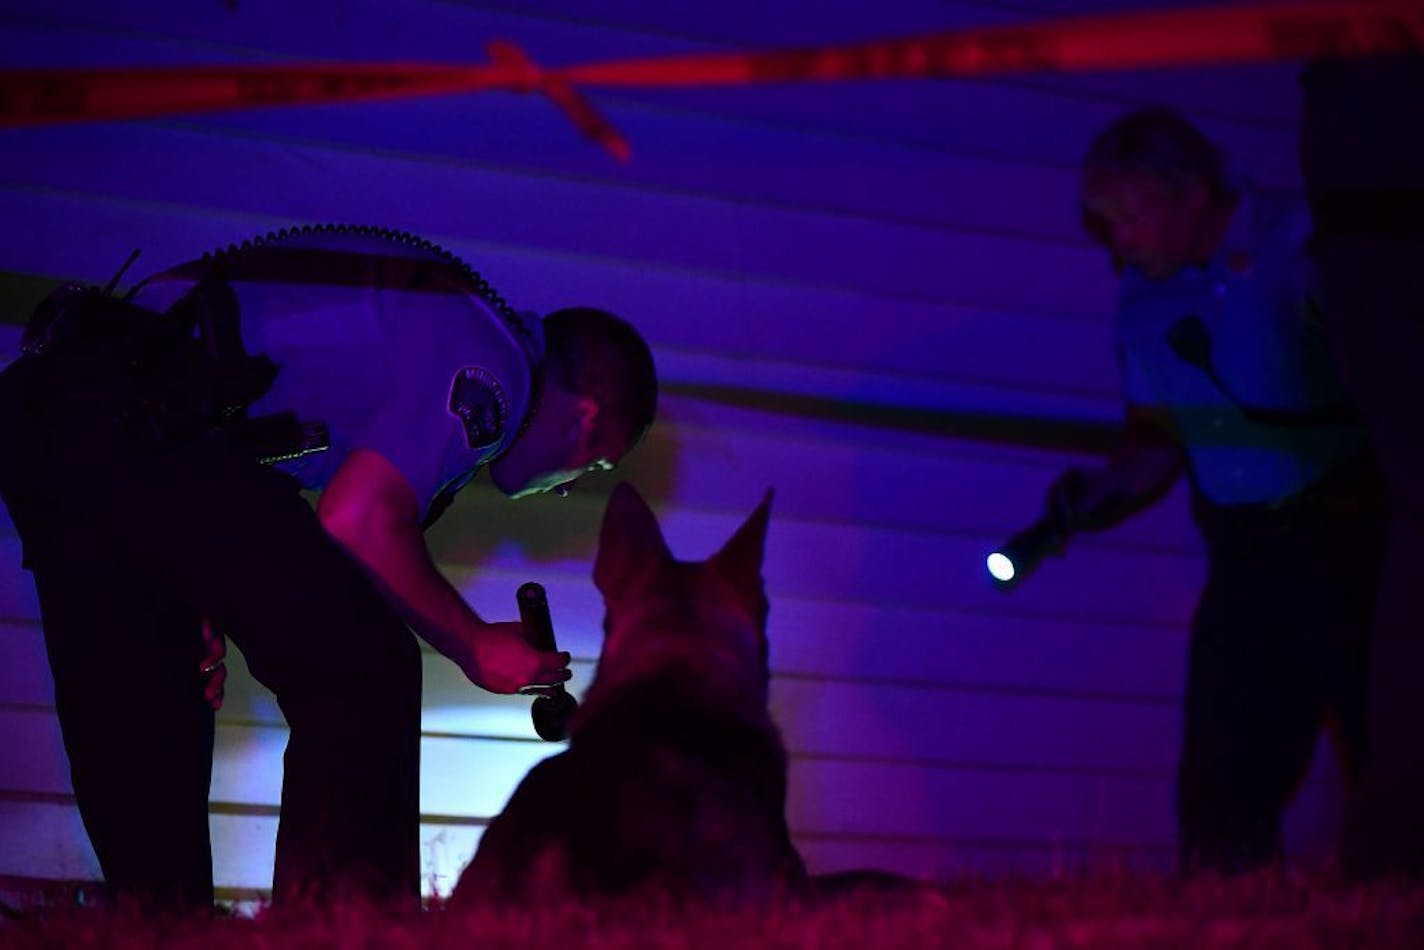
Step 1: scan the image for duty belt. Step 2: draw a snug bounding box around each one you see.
[20,276,329,465]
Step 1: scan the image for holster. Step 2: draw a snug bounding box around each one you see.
[20,273,329,465]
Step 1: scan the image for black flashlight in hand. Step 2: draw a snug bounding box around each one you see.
[986,514,1069,590]
[987,470,1079,591]
[517,582,578,742]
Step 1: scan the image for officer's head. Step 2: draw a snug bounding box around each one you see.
[490,307,657,499]
[1079,106,1238,279]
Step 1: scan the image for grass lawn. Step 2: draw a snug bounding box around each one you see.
[3,868,1422,948]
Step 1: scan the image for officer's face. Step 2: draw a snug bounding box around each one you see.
[492,388,633,499]
[1081,169,1209,279]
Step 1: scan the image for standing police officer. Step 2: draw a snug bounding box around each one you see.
[1025,109,1384,874]
[0,225,658,910]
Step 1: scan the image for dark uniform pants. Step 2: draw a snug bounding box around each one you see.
[0,334,421,910]
[1178,459,1386,873]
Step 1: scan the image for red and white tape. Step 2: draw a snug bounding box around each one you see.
[1,0,1419,158]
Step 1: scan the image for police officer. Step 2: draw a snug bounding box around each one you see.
[1031,108,1384,874]
[0,225,658,910]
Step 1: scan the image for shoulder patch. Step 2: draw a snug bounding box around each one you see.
[448,366,509,452]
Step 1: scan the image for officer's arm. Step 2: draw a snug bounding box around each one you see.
[1057,405,1185,531]
[316,448,568,694]
[1109,405,1186,502]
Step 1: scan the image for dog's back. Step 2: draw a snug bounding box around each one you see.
[451,483,804,906]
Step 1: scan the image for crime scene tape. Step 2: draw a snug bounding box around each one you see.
[564,0,1424,85]
[1,0,1420,159]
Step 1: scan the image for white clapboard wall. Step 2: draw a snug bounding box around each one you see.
[0,0,1343,901]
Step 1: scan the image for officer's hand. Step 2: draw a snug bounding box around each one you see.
[199,620,227,711]
[1047,466,1124,531]
[464,621,572,695]
[1047,468,1090,526]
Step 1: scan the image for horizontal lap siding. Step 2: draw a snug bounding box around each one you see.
[0,163,1117,323]
[0,799,483,897]
[0,616,1188,774]
[0,482,1208,641]
[0,702,1342,889]
[0,0,1322,897]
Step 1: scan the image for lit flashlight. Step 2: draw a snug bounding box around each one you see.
[986,512,1070,591]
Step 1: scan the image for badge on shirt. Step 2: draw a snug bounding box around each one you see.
[448,367,509,453]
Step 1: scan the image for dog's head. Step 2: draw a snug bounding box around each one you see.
[589,482,774,709]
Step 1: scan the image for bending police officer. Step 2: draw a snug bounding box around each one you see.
[0,225,658,910]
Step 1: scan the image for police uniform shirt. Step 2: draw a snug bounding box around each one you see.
[129,229,543,524]
[1115,191,1368,506]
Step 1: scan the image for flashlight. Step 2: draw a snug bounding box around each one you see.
[986,512,1069,590]
[517,582,579,742]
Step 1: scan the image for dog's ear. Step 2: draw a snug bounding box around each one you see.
[709,488,772,599]
[594,482,672,597]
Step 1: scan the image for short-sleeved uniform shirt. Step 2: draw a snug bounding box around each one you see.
[129,227,543,522]
[1114,192,1368,506]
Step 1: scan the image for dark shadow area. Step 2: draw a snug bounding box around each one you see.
[665,380,1119,456]
[0,270,70,326]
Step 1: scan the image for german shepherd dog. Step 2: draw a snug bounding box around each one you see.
[450,482,806,906]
